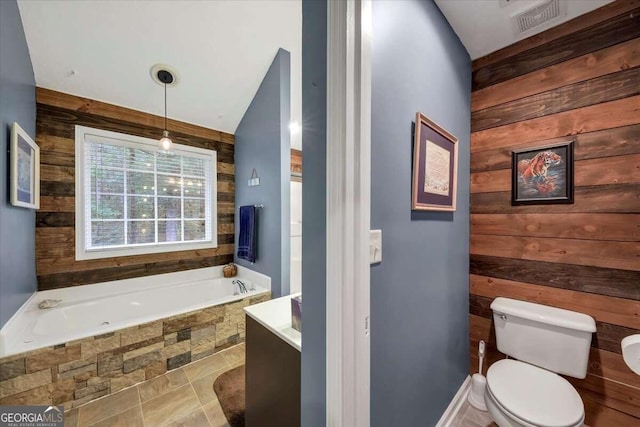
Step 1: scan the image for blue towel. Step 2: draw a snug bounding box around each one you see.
[237,205,257,263]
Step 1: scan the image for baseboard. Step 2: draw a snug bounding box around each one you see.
[435,375,472,427]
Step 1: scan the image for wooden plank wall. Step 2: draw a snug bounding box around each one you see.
[469,2,640,426]
[35,88,236,290]
[291,148,302,182]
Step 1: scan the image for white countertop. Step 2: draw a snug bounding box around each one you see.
[244,293,301,351]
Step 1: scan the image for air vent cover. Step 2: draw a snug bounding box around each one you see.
[512,0,566,35]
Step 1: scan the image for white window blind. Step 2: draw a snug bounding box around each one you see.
[75,126,217,260]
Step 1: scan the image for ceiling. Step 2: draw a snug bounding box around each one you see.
[434,0,613,60]
[17,0,302,148]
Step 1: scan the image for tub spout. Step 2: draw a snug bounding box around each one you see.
[38,299,62,309]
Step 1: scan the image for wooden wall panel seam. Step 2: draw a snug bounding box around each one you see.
[471,66,640,132]
[470,153,640,193]
[470,183,640,214]
[471,0,640,72]
[469,274,640,329]
[36,88,234,144]
[470,213,640,242]
[472,38,640,112]
[471,95,640,153]
[472,7,640,90]
[471,124,640,173]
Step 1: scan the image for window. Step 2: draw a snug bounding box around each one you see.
[75,126,217,260]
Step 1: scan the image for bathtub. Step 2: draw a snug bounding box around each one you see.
[0,265,270,358]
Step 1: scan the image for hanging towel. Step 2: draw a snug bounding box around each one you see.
[237,205,257,263]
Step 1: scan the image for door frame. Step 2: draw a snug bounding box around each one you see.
[326,0,372,425]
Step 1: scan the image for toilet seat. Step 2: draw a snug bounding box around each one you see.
[486,359,584,427]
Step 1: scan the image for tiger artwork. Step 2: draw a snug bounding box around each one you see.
[517,150,563,193]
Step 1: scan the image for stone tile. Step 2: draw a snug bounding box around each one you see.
[163,313,201,335]
[140,384,200,426]
[77,386,139,426]
[59,357,96,373]
[0,358,25,381]
[138,368,189,403]
[0,383,51,406]
[51,378,76,405]
[167,352,192,371]
[89,405,144,427]
[165,333,178,346]
[164,407,212,427]
[220,344,245,368]
[123,349,162,374]
[122,341,164,361]
[191,346,217,362]
[162,340,191,360]
[26,345,81,372]
[461,405,494,427]
[65,408,79,427]
[81,335,121,359]
[58,360,96,380]
[75,381,109,400]
[144,361,167,380]
[214,322,238,346]
[183,352,229,382]
[177,328,191,342]
[191,368,228,405]
[202,400,230,427]
[215,334,240,352]
[120,321,162,347]
[0,368,51,399]
[97,352,123,376]
[110,369,145,393]
[191,325,216,346]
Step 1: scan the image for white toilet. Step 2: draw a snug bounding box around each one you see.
[484,297,596,427]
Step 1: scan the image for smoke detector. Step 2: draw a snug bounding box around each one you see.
[510,0,566,36]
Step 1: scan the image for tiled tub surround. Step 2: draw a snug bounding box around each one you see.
[0,267,270,409]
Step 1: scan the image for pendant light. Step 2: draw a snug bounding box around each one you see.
[155,68,175,151]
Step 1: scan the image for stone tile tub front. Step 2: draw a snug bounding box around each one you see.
[0,266,270,409]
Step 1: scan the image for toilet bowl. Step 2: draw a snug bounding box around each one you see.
[484,359,584,427]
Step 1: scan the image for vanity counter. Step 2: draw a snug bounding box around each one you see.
[243,292,301,351]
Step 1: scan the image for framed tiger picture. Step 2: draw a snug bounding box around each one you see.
[511,140,574,205]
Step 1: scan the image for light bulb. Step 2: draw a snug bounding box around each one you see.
[159,130,173,151]
[289,121,301,134]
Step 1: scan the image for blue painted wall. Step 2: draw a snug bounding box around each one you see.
[301,0,327,425]
[0,0,37,328]
[234,48,291,298]
[370,1,471,425]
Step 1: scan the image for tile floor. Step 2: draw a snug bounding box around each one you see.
[452,401,497,427]
[65,343,246,427]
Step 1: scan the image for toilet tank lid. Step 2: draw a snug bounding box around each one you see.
[491,297,596,333]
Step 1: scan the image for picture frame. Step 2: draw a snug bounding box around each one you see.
[412,112,458,211]
[511,140,574,205]
[10,122,40,209]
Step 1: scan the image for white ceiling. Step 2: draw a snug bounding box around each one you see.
[434,0,613,60]
[17,0,302,149]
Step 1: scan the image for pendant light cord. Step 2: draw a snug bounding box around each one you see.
[164,83,168,131]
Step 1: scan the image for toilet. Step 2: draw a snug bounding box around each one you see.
[484,297,596,427]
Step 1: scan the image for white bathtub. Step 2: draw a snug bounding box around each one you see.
[0,266,270,358]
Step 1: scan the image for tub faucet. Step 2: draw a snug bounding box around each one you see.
[233,279,248,294]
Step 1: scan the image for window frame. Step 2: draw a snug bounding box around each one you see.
[75,125,218,261]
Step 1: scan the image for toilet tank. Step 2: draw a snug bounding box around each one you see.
[491,297,596,379]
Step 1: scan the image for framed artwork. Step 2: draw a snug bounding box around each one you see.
[511,140,574,205]
[10,122,40,209]
[412,112,458,211]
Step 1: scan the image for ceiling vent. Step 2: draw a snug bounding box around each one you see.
[511,0,566,35]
